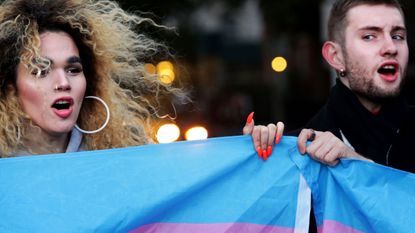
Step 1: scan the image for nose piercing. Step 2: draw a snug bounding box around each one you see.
[54,85,59,91]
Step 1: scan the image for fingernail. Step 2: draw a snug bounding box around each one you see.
[246,112,254,124]
[263,150,267,160]
[256,147,262,157]
[267,146,272,157]
[275,134,281,144]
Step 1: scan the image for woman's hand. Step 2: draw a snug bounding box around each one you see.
[242,112,284,160]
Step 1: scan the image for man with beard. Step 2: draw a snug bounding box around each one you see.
[244,1,413,231]
[243,1,413,230]
[294,0,414,171]
[292,1,413,231]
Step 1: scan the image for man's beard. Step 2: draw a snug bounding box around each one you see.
[344,58,405,104]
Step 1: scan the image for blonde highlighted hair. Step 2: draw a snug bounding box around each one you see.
[0,0,188,157]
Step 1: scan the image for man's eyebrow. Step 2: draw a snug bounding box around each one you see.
[358,26,407,33]
[358,26,383,32]
[391,26,407,33]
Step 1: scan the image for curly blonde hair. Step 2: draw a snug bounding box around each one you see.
[0,0,188,157]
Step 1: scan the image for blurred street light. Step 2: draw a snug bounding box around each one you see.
[156,123,180,143]
[156,61,175,84]
[271,56,287,73]
[185,126,208,141]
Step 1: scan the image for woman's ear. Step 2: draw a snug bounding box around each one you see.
[322,41,345,71]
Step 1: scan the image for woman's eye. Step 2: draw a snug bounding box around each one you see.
[31,69,49,78]
[67,66,83,75]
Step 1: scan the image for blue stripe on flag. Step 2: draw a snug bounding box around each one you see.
[290,149,415,233]
[0,136,310,233]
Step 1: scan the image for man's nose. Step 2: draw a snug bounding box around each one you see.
[380,36,398,57]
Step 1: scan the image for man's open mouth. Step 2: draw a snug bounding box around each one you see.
[377,64,397,76]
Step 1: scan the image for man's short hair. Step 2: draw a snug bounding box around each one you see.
[328,0,404,44]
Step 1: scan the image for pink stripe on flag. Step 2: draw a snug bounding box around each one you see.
[317,220,364,233]
[130,223,296,233]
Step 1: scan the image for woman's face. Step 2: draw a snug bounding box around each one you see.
[16,31,86,136]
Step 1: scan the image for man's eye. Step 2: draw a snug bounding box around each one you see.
[392,34,405,40]
[362,35,375,40]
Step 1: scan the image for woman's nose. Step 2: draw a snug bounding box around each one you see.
[53,70,71,91]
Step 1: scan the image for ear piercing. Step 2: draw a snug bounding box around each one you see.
[339,69,346,77]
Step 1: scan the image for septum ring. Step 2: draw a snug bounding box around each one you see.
[309,129,316,141]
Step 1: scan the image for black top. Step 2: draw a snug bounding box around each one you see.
[387,108,415,172]
[290,79,414,171]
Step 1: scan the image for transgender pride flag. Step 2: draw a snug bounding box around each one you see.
[2,135,415,233]
[0,136,310,233]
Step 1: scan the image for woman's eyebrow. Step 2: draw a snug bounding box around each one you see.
[42,56,82,65]
[67,56,82,64]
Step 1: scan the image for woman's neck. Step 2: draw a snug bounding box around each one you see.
[21,126,70,155]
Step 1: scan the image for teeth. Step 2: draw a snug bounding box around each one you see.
[55,100,69,104]
[382,65,395,69]
[52,100,71,110]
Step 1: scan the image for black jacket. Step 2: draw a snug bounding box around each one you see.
[291,79,414,172]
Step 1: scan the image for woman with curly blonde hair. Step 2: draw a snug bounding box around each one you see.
[0,0,187,156]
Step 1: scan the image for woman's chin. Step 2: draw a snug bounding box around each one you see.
[45,124,76,136]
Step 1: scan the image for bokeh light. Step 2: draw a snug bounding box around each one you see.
[185,126,208,141]
[156,123,180,143]
[144,63,156,74]
[271,56,287,72]
[156,61,175,84]
[158,69,175,84]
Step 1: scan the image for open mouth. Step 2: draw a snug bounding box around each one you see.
[52,100,72,110]
[377,64,397,76]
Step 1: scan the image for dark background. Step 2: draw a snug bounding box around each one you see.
[119,0,415,139]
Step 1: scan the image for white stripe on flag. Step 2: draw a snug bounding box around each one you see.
[294,174,311,233]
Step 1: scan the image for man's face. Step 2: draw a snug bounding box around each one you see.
[341,4,408,102]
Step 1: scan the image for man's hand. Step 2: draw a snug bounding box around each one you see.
[297,128,372,166]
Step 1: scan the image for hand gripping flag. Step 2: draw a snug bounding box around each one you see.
[0,136,311,233]
[291,147,415,233]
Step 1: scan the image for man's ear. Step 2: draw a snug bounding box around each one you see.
[322,41,345,71]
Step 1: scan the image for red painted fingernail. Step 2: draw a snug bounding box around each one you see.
[263,150,267,160]
[256,147,262,157]
[275,134,281,144]
[246,112,254,124]
[267,146,272,157]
